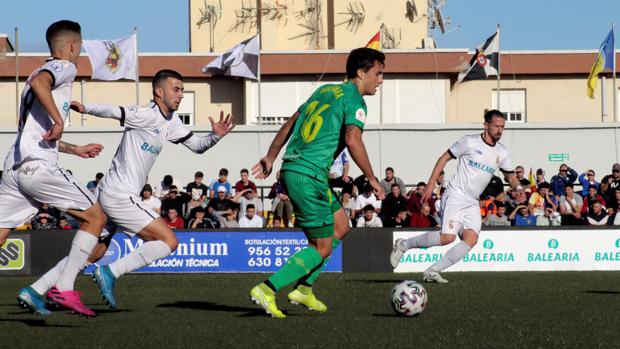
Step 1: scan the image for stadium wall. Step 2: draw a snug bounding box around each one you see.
[1,124,618,195]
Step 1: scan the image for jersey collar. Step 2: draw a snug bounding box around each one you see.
[480,133,496,147]
[151,101,172,120]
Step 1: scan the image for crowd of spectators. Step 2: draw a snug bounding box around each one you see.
[17,153,620,230]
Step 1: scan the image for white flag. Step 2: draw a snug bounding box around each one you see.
[202,35,259,80]
[83,34,137,81]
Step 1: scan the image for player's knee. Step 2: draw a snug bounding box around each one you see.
[464,234,479,247]
[317,245,332,259]
[440,234,456,245]
[0,228,12,247]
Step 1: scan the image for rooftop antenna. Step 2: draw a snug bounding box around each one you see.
[290,0,324,49]
[382,26,402,49]
[336,1,366,33]
[196,0,222,52]
[428,0,451,34]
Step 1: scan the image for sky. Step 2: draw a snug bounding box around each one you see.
[0,0,619,52]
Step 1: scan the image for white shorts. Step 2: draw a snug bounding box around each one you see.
[0,161,95,228]
[440,193,482,237]
[97,188,158,236]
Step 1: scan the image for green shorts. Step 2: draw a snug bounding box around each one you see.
[281,170,342,238]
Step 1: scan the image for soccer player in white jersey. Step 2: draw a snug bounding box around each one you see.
[390,110,522,283]
[0,20,107,317]
[23,69,234,310]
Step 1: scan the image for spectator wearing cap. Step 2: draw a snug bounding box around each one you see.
[550,164,578,198]
[506,185,528,216]
[380,167,406,196]
[163,208,185,229]
[329,150,354,195]
[354,183,381,219]
[356,204,383,228]
[509,204,537,226]
[268,171,294,227]
[581,185,606,215]
[207,186,235,226]
[578,170,600,198]
[407,182,435,216]
[239,204,265,228]
[235,168,257,195]
[559,183,583,225]
[186,171,209,202]
[209,168,232,199]
[86,172,104,193]
[483,202,511,227]
[528,182,557,216]
[161,185,191,217]
[586,201,609,225]
[601,163,620,204]
[381,183,408,223]
[141,184,162,215]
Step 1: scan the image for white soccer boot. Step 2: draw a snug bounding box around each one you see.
[423,269,449,283]
[390,238,408,268]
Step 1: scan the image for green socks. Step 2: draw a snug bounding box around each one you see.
[297,239,341,287]
[267,246,323,292]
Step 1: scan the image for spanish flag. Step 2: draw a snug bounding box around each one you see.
[586,28,614,99]
[366,31,381,51]
[529,168,537,193]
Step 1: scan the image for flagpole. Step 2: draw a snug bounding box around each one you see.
[379,24,384,173]
[256,34,263,184]
[134,27,139,106]
[613,22,617,122]
[15,27,19,125]
[496,24,501,110]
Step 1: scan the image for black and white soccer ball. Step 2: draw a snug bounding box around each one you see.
[391,280,428,317]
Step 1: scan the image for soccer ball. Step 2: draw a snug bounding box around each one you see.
[391,280,428,317]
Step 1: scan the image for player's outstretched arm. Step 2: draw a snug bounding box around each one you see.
[345,125,385,200]
[59,141,104,158]
[422,151,453,203]
[70,101,124,120]
[252,111,300,179]
[181,111,235,154]
[31,72,65,141]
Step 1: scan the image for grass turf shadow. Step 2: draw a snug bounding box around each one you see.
[0,318,78,328]
[583,290,620,295]
[157,301,267,316]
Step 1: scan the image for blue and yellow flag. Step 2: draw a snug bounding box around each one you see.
[586,28,615,99]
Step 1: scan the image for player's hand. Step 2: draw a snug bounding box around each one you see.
[421,185,434,204]
[252,157,273,179]
[43,123,64,142]
[343,176,351,183]
[75,143,104,158]
[210,111,235,138]
[369,179,386,200]
[70,101,85,113]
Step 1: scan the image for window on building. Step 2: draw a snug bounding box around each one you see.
[177,91,195,126]
[492,89,526,123]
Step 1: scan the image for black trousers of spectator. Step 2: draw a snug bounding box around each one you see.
[329,177,354,194]
[561,214,582,226]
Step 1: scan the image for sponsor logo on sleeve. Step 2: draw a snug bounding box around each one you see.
[355,108,366,123]
[50,62,64,72]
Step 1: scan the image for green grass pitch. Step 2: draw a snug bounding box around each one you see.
[1,272,620,348]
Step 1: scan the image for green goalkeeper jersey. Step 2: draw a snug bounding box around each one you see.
[281,80,367,181]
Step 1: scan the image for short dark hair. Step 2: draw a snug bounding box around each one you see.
[386,167,394,172]
[538,182,550,189]
[142,184,153,193]
[346,48,385,79]
[564,183,574,189]
[495,202,506,208]
[246,204,255,210]
[363,204,375,212]
[46,20,81,51]
[391,183,400,189]
[417,181,426,187]
[169,185,178,192]
[589,184,597,191]
[241,169,249,174]
[163,175,174,186]
[484,109,506,123]
[195,171,204,178]
[219,168,229,176]
[152,69,184,91]
[96,172,104,180]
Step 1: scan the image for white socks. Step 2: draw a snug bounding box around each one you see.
[430,241,472,272]
[404,231,441,249]
[55,230,98,291]
[31,257,93,295]
[108,240,171,278]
